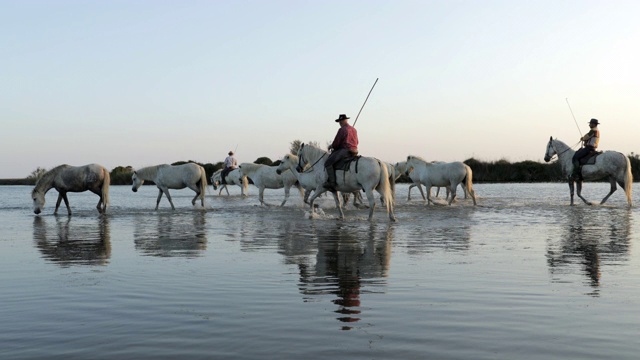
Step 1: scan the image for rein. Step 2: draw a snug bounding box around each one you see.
[299,152,326,173]
[549,140,581,160]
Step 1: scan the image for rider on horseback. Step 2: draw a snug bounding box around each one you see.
[221,150,238,184]
[323,114,358,190]
[571,118,600,179]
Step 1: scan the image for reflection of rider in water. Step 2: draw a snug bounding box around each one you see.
[571,118,600,179]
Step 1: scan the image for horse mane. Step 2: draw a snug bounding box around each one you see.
[407,155,429,163]
[32,164,69,194]
[552,138,570,150]
[135,164,168,179]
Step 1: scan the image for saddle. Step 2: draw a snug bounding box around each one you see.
[579,150,602,166]
[333,155,361,172]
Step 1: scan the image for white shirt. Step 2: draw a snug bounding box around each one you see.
[224,155,237,169]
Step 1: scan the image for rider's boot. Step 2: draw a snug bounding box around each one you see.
[323,168,337,190]
[570,160,581,180]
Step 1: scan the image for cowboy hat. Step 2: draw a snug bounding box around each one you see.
[335,114,350,122]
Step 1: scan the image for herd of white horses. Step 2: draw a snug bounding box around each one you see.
[31,137,633,220]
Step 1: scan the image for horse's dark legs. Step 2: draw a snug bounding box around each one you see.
[55,193,63,214]
[163,189,176,210]
[600,177,618,204]
[568,180,575,205]
[55,192,72,215]
[156,188,175,210]
[575,180,592,205]
[447,185,457,205]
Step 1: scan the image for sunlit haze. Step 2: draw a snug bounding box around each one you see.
[1,0,639,178]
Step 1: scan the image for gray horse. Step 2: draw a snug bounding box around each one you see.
[31,164,110,215]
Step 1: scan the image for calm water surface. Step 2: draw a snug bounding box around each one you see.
[1,183,639,359]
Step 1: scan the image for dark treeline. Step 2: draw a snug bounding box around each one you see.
[3,154,640,185]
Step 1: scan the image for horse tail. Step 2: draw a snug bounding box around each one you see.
[623,154,633,207]
[376,160,395,220]
[241,174,249,195]
[102,166,111,210]
[464,164,477,205]
[388,163,396,204]
[198,166,207,205]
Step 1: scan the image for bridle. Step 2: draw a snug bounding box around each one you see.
[546,139,578,161]
[297,147,326,173]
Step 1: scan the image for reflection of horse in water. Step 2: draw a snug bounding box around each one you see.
[293,223,394,329]
[546,208,631,295]
[32,216,111,267]
[133,211,207,257]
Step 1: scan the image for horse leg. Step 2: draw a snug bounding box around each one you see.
[364,188,377,221]
[96,196,104,214]
[575,180,592,205]
[224,185,230,196]
[332,191,345,219]
[568,181,575,205]
[426,185,434,205]
[447,184,457,205]
[59,193,72,215]
[281,186,290,206]
[259,187,267,206]
[303,189,312,205]
[164,189,177,210]
[600,177,618,205]
[417,184,426,201]
[307,187,327,214]
[54,193,63,214]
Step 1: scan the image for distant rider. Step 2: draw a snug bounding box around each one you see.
[323,114,358,190]
[571,118,600,179]
[221,151,238,184]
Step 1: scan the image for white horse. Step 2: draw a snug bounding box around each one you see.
[211,168,249,197]
[131,163,207,210]
[31,164,110,215]
[238,162,303,206]
[296,143,396,221]
[276,153,368,209]
[395,161,427,201]
[544,137,632,206]
[405,155,476,206]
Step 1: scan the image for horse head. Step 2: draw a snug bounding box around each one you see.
[131,171,144,192]
[544,136,556,163]
[211,171,221,190]
[32,189,45,214]
[276,154,294,175]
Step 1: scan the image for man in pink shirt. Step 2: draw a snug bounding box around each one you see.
[323,114,359,190]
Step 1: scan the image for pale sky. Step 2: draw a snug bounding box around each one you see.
[1,0,639,178]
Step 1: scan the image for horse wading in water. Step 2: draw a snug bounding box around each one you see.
[31,164,110,215]
[544,137,632,206]
[237,162,303,207]
[211,168,249,197]
[131,163,207,210]
[296,143,396,221]
[405,156,476,206]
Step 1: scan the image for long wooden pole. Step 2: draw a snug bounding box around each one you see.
[565,98,583,137]
[353,78,379,127]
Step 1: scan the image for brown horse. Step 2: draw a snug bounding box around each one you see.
[31,164,111,215]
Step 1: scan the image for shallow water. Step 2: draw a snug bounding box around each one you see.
[1,183,640,359]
